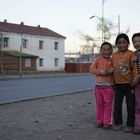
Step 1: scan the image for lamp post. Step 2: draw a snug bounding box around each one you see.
[90,0,105,43]
[19,33,22,78]
[89,15,104,43]
[0,33,3,75]
[118,15,120,34]
[102,0,104,42]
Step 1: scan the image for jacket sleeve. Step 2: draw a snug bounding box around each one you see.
[90,58,101,76]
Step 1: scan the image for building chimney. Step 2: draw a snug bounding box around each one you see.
[4,19,7,23]
[20,22,24,25]
[37,25,41,28]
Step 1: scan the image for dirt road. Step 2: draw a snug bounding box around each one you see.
[0,91,139,140]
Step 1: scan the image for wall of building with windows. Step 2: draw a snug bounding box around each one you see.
[1,32,65,71]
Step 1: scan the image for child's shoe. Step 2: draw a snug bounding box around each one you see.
[124,126,133,133]
[103,124,112,130]
[95,123,103,128]
[133,128,140,135]
[112,125,122,131]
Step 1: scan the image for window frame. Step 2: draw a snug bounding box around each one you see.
[22,39,28,49]
[54,42,58,50]
[54,58,59,67]
[25,58,31,67]
[39,58,43,67]
[3,37,9,48]
[39,40,43,49]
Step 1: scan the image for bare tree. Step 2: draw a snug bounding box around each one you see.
[79,34,98,62]
[78,17,130,61]
[97,18,116,41]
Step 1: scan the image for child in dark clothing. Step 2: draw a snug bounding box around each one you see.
[112,33,138,132]
[132,32,140,134]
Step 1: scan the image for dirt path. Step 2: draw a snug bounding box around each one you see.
[0,91,139,140]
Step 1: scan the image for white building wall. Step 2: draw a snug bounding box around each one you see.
[2,32,65,71]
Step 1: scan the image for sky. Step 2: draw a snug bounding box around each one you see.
[0,0,140,53]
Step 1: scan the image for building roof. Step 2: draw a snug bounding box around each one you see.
[1,50,38,58]
[0,20,66,39]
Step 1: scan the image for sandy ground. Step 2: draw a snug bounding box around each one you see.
[0,91,139,140]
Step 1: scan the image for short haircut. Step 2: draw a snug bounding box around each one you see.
[132,32,140,41]
[115,33,130,45]
[100,42,112,50]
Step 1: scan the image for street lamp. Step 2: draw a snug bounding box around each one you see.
[90,15,104,43]
[90,0,105,43]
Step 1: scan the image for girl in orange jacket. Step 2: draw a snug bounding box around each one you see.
[90,42,114,130]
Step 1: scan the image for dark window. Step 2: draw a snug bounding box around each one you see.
[54,42,58,50]
[22,39,28,48]
[39,58,43,67]
[3,37,9,48]
[54,58,59,67]
[39,40,43,49]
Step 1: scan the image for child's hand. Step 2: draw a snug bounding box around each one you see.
[101,68,113,76]
[101,69,107,76]
[108,68,113,74]
[132,77,139,86]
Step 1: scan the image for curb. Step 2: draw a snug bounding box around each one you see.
[0,73,91,81]
[0,88,94,105]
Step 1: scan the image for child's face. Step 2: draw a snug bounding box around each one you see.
[101,44,112,58]
[132,36,140,50]
[116,38,129,52]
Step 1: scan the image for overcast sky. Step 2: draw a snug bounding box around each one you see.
[0,0,139,52]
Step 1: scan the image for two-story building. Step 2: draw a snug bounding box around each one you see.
[0,20,66,73]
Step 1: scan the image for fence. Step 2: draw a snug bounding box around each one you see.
[65,62,92,73]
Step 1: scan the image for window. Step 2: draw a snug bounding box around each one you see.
[54,58,59,67]
[3,37,9,48]
[25,59,31,67]
[22,39,28,48]
[39,58,43,67]
[39,40,43,49]
[54,42,58,50]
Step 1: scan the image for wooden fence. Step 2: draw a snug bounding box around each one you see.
[65,62,92,73]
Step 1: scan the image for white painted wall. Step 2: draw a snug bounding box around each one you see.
[2,32,65,71]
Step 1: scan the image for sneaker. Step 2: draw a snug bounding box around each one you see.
[124,126,133,133]
[103,124,112,130]
[112,125,122,131]
[95,123,103,128]
[133,128,140,135]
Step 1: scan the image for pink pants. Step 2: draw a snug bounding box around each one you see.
[135,83,140,130]
[95,85,114,125]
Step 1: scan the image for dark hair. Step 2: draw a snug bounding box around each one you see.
[100,42,112,50]
[132,32,140,41]
[115,33,130,45]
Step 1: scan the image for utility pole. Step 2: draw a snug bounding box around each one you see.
[118,15,120,34]
[19,34,22,78]
[0,33,3,75]
[102,0,105,42]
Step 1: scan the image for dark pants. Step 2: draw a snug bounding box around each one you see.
[113,84,135,127]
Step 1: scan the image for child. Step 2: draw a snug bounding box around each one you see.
[90,42,114,130]
[112,33,138,132]
[132,32,140,134]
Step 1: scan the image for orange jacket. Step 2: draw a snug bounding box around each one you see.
[112,50,138,84]
[90,56,113,84]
